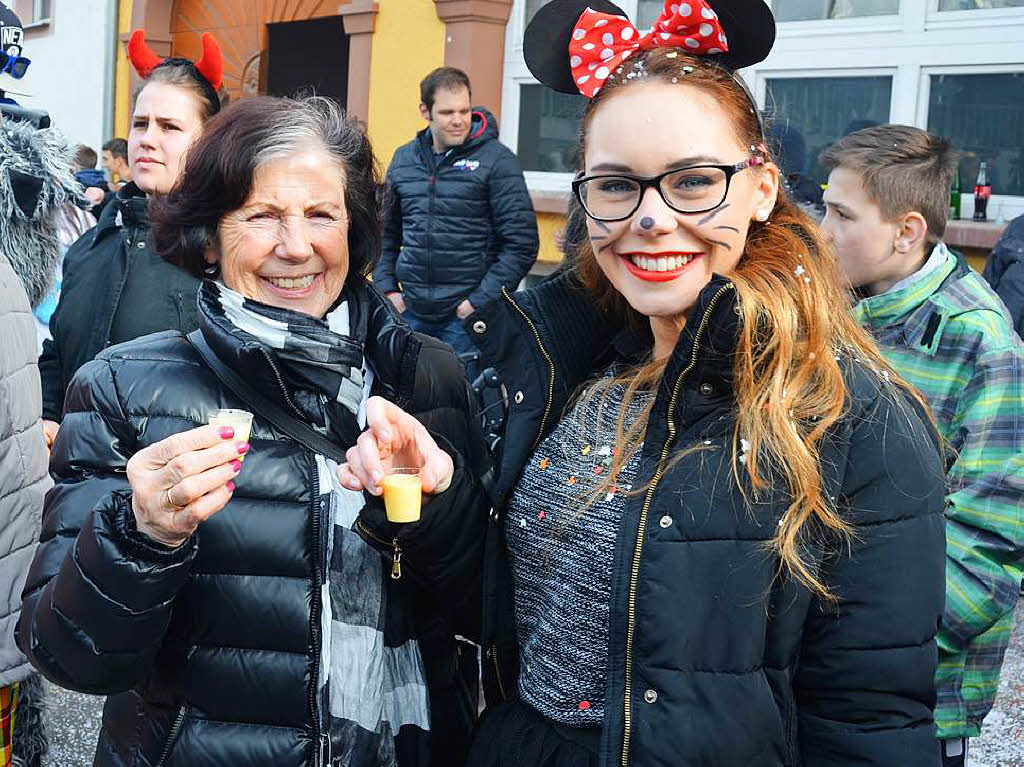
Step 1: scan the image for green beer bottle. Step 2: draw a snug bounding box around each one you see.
[950,166,962,220]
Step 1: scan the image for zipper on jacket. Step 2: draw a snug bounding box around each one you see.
[488,644,508,701]
[355,520,407,581]
[619,283,734,767]
[500,287,556,450]
[258,347,309,422]
[308,455,324,767]
[154,705,188,767]
[391,538,403,580]
[427,172,436,291]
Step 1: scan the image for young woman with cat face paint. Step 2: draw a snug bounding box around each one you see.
[462,1,948,765]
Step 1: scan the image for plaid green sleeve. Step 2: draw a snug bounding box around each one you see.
[937,346,1024,656]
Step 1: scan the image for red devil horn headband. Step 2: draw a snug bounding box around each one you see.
[127,30,163,80]
[195,33,224,92]
[127,29,223,91]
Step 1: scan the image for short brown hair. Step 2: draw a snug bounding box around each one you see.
[72,144,97,170]
[102,138,128,161]
[419,67,471,111]
[819,124,959,245]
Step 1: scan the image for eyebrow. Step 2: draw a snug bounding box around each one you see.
[243,200,343,211]
[589,155,724,174]
[823,198,853,216]
[132,115,182,126]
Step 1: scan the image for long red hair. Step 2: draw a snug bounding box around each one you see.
[569,49,922,598]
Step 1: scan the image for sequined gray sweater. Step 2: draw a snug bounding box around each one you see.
[506,365,653,726]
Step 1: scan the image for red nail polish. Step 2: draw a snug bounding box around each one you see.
[236,442,250,454]
[226,480,236,492]
[218,426,235,439]
[231,459,243,472]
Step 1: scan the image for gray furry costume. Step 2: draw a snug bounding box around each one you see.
[0,116,83,304]
[0,109,85,767]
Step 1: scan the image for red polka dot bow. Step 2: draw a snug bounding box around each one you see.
[568,1,729,97]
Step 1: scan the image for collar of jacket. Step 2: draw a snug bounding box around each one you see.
[657,275,739,401]
[853,244,957,329]
[415,107,499,166]
[496,266,739,406]
[90,181,148,245]
[539,273,740,399]
[196,275,411,412]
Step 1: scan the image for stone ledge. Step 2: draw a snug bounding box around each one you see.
[531,188,570,215]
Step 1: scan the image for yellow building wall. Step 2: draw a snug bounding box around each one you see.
[365,0,446,168]
[113,0,134,139]
[537,212,568,265]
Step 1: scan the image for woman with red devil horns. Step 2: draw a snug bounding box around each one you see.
[37,31,223,448]
[462,0,947,765]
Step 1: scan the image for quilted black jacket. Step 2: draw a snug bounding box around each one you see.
[38,182,201,422]
[17,279,489,767]
[373,109,539,320]
[467,271,947,766]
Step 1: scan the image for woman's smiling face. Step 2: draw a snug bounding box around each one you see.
[582,80,779,325]
[209,149,350,318]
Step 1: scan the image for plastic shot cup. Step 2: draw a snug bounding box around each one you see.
[381,468,422,523]
[209,409,254,459]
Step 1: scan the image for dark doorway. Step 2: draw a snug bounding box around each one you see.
[266,16,348,108]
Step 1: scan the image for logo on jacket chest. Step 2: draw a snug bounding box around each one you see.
[452,159,480,172]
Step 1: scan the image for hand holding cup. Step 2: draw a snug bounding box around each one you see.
[127,424,249,547]
[338,396,454,522]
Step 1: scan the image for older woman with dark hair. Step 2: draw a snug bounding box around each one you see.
[17,95,488,767]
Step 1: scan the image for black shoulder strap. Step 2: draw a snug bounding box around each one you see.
[187,329,348,463]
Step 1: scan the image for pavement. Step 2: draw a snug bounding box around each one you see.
[38,601,1024,766]
[40,683,102,767]
[972,599,1024,767]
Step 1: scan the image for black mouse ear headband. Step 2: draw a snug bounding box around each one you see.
[524,0,775,125]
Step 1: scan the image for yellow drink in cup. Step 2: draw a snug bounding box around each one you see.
[209,409,254,459]
[382,468,422,523]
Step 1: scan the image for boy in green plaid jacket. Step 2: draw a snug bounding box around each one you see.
[820,124,1024,767]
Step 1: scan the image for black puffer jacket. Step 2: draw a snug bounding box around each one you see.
[17,280,488,767]
[38,182,201,421]
[466,272,947,766]
[982,213,1024,336]
[373,109,539,319]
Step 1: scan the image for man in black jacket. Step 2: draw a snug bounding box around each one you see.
[983,212,1024,337]
[373,67,539,379]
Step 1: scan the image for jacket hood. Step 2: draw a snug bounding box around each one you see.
[465,107,499,148]
[416,106,500,157]
[0,115,84,307]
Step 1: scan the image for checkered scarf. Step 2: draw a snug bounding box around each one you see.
[202,281,430,765]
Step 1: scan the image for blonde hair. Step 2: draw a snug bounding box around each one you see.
[568,50,923,598]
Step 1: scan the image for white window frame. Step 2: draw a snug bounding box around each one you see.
[31,0,51,23]
[927,0,1024,29]
[916,63,1024,219]
[754,66,899,124]
[502,0,654,196]
[502,0,1024,218]
[771,2,903,36]
[744,0,1024,219]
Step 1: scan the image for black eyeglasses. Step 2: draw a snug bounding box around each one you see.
[571,157,765,222]
[0,51,30,80]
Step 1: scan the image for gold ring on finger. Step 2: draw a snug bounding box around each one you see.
[164,488,185,511]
